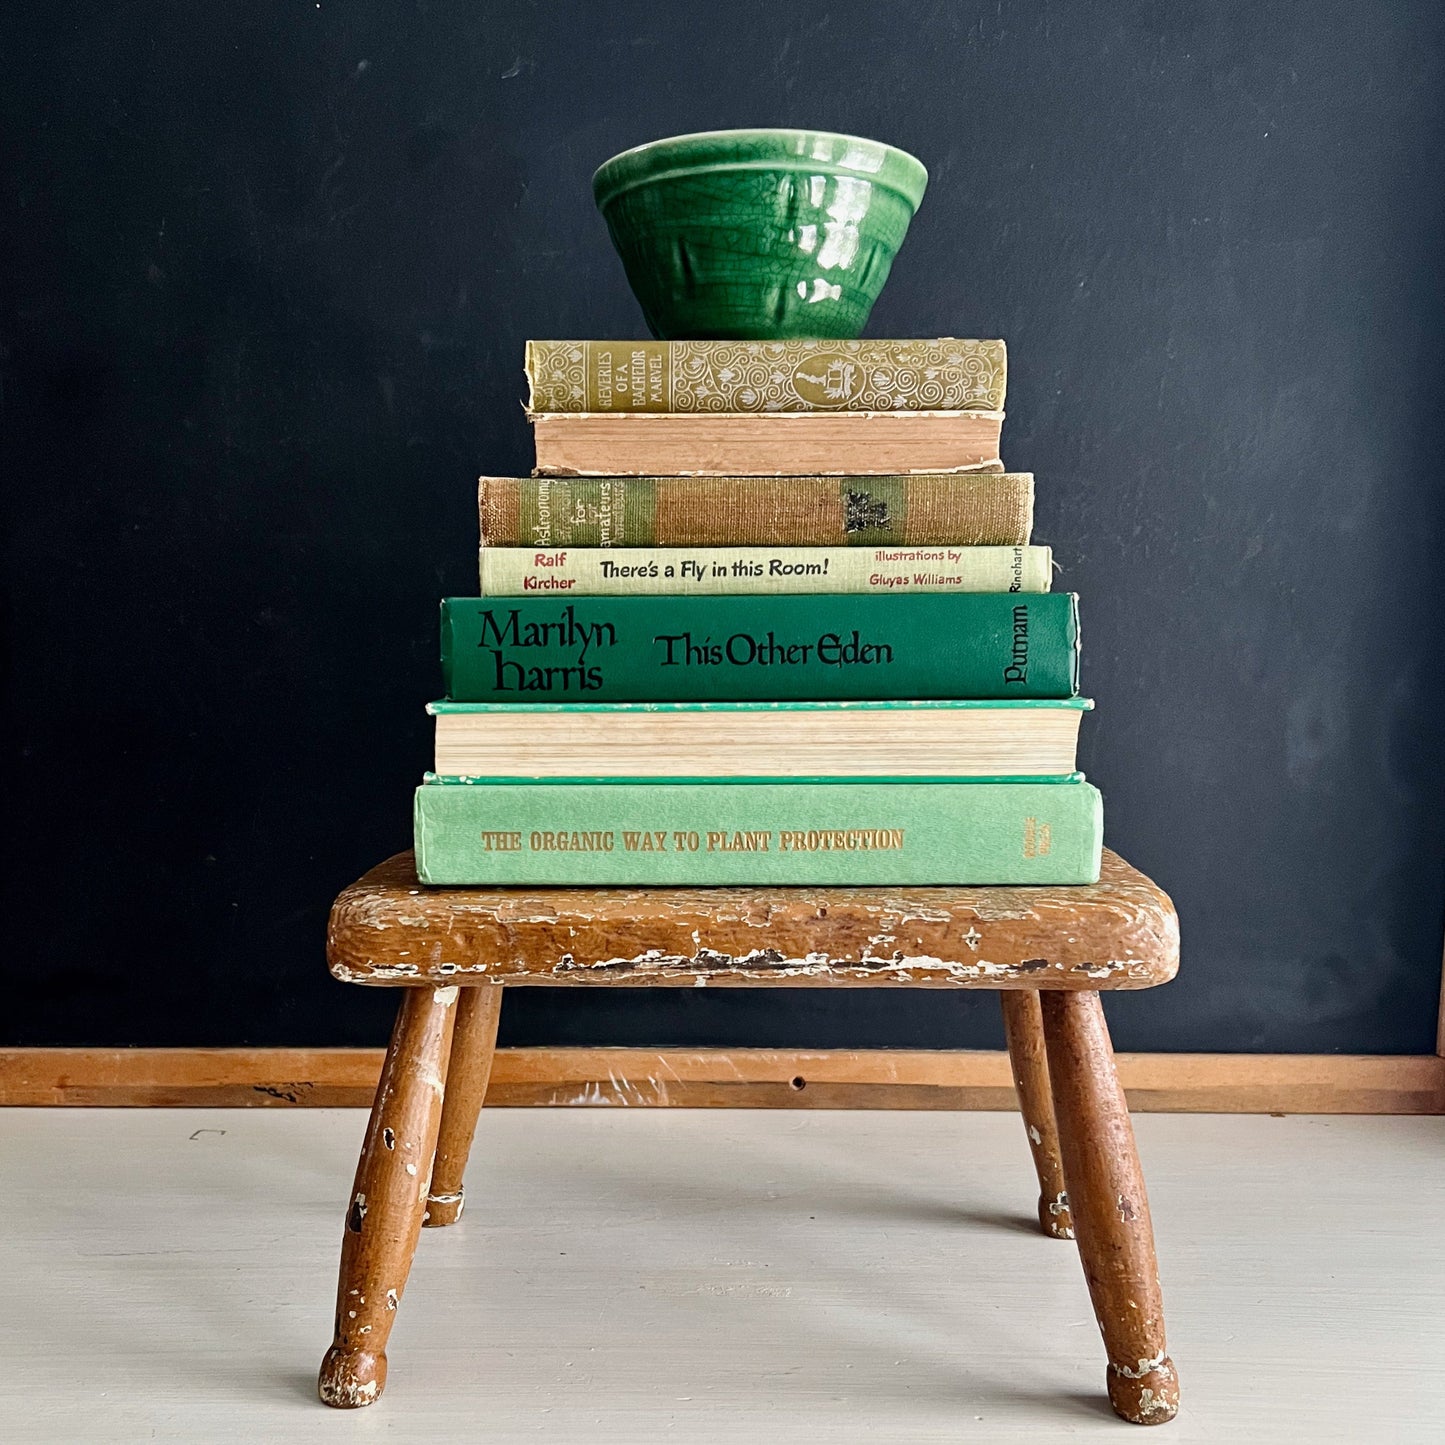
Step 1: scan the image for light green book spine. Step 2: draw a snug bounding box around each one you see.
[478,545,1052,597]
[413,779,1102,886]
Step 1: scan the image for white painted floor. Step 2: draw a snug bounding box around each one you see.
[2,1108,1443,1442]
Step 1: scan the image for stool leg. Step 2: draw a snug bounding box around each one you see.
[424,985,502,1228]
[1040,991,1179,1426]
[999,990,1073,1239]
[318,985,459,1408]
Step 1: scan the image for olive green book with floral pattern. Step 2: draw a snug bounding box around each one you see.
[525,338,1006,413]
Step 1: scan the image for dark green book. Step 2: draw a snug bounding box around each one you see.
[441,594,1080,702]
[413,777,1102,885]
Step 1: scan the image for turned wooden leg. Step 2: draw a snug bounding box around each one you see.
[999,990,1073,1239]
[1041,991,1179,1426]
[318,985,459,1408]
[423,985,502,1227]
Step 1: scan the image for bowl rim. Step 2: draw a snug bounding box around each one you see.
[593,128,928,212]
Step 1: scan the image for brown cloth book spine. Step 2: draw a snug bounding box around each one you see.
[480,474,1034,548]
[528,410,1005,477]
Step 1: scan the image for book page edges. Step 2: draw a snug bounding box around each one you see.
[526,409,1006,422]
[427,698,1096,714]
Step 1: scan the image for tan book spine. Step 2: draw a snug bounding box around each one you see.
[479,474,1034,548]
[525,339,1007,413]
[529,410,1005,477]
[478,545,1052,597]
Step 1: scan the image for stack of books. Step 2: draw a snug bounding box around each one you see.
[415,338,1099,886]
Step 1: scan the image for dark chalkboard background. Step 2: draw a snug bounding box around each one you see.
[5,1,1444,1053]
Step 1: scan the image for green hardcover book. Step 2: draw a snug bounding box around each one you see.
[479,473,1035,549]
[525,339,1007,414]
[413,778,1102,885]
[478,545,1052,596]
[440,594,1080,702]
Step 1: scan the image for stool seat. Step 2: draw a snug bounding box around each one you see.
[329,848,1178,991]
[318,847,1182,1424]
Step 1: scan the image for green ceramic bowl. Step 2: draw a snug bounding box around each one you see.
[593,129,927,340]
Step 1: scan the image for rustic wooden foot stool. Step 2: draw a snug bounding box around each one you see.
[318,848,1181,1425]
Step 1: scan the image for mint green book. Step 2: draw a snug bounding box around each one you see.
[413,778,1102,886]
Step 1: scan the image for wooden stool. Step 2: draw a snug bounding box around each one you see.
[318,849,1181,1425]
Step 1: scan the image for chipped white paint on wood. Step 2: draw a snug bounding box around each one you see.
[329,952,1162,988]
[326,850,1179,991]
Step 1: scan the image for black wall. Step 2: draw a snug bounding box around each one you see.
[5,1,1444,1052]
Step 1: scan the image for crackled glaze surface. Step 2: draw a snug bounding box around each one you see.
[593,129,927,339]
[326,848,1179,990]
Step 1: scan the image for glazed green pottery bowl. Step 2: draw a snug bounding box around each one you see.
[593,129,927,340]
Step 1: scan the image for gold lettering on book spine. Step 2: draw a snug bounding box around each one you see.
[1022,818,1052,858]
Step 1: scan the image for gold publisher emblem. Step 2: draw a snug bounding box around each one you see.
[790,354,865,407]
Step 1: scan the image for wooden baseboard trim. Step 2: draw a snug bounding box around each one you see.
[2,1046,1442,1113]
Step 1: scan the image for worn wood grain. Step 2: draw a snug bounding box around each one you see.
[4,1046,1444,1112]
[327,849,1179,990]
[999,991,1073,1238]
[424,986,502,1227]
[318,986,457,1408]
[314,835,1198,1414]
[1043,991,1178,1425]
